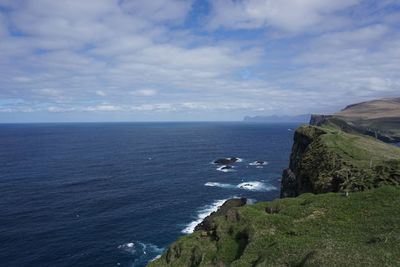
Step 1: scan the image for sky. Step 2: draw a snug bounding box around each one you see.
[0,0,399,122]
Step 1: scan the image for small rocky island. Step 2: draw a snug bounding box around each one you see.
[149,98,400,267]
[213,157,241,165]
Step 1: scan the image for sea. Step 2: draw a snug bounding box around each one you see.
[0,122,299,267]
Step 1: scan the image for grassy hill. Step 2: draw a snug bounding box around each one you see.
[148,186,400,267]
[282,125,400,196]
[336,98,400,119]
[311,97,400,143]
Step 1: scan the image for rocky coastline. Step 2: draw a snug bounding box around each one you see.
[149,98,400,267]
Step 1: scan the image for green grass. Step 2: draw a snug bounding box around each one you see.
[320,128,400,167]
[149,186,400,267]
[292,125,400,193]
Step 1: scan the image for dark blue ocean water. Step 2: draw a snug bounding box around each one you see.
[0,122,298,267]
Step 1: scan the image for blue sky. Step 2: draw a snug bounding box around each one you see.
[0,0,399,122]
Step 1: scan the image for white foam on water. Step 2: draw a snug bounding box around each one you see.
[237,181,277,192]
[205,182,236,189]
[216,165,236,172]
[205,181,277,192]
[118,241,164,266]
[249,161,268,166]
[181,198,231,234]
[150,254,162,262]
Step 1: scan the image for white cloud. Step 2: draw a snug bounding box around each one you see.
[96,90,107,97]
[84,105,122,112]
[208,0,360,32]
[0,0,399,121]
[130,89,157,97]
[120,0,193,23]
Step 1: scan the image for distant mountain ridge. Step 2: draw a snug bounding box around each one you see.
[243,114,310,123]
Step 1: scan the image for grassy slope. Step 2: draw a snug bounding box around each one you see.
[294,125,400,193]
[335,97,400,119]
[320,127,400,165]
[149,186,400,267]
[312,98,400,141]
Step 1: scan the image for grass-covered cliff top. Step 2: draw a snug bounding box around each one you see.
[289,125,400,194]
[335,97,400,119]
[149,186,400,266]
[298,125,400,167]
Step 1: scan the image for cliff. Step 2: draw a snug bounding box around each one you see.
[149,98,400,267]
[281,125,400,197]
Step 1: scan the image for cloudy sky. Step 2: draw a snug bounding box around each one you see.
[0,0,399,122]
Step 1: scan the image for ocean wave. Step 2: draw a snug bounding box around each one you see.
[216,165,236,172]
[205,181,277,192]
[181,198,231,234]
[118,241,164,266]
[249,160,268,166]
[237,181,277,191]
[204,182,236,189]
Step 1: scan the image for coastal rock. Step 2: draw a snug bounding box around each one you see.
[280,168,297,198]
[213,157,239,165]
[309,114,333,126]
[280,125,400,198]
[194,198,247,232]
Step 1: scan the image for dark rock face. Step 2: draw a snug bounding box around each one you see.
[213,157,239,165]
[309,114,333,126]
[280,124,400,198]
[194,198,247,232]
[280,168,297,198]
[280,126,335,198]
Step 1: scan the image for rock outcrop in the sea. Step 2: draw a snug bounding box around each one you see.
[213,157,240,165]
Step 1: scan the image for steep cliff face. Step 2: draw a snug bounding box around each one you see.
[280,125,400,198]
[280,126,328,197]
